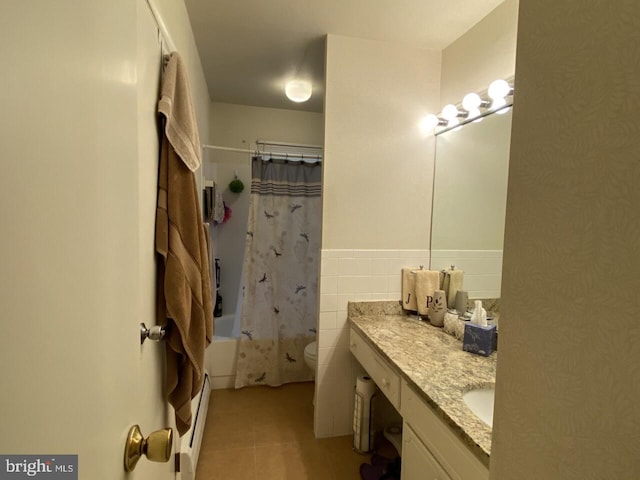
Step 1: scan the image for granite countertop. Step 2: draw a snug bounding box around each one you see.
[348,301,497,466]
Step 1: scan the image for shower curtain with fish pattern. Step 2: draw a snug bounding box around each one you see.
[235,156,321,388]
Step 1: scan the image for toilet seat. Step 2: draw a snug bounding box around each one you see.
[304,341,317,362]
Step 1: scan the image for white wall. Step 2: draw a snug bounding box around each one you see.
[322,35,441,251]
[316,34,440,437]
[0,1,209,478]
[491,1,640,478]
[206,102,323,320]
[440,0,519,106]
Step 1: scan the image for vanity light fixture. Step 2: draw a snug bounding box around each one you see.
[488,79,513,100]
[447,118,461,129]
[420,114,447,133]
[442,104,468,120]
[421,78,514,135]
[488,79,513,113]
[442,104,468,128]
[285,80,312,103]
[462,92,488,111]
[461,94,489,124]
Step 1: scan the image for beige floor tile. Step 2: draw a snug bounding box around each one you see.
[209,386,274,415]
[319,435,367,479]
[255,441,334,480]
[198,382,364,480]
[253,417,317,446]
[196,446,256,480]
[201,410,255,450]
[331,463,363,480]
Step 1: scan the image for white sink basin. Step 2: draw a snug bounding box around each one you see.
[462,387,495,427]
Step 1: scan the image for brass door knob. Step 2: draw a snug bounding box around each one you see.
[124,424,173,472]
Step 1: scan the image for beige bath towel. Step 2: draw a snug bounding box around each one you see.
[158,52,201,172]
[414,270,441,315]
[156,52,213,437]
[401,267,418,312]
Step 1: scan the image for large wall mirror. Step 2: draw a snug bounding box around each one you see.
[430,108,512,299]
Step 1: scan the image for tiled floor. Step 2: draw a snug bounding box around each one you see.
[195,382,375,479]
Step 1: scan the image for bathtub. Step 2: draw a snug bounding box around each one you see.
[206,314,240,389]
[213,313,238,339]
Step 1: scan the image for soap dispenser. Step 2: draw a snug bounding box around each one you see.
[428,289,447,327]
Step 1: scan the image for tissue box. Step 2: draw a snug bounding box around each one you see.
[462,323,497,357]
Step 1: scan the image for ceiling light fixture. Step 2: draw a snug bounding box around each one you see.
[285,80,312,103]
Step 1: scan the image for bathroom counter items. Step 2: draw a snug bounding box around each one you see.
[348,301,496,465]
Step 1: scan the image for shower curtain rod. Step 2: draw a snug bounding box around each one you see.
[202,144,323,162]
[256,140,322,149]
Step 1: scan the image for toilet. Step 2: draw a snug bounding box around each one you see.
[304,341,317,371]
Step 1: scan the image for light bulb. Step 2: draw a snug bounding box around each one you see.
[467,108,481,121]
[442,104,459,120]
[488,79,511,100]
[285,80,312,102]
[419,114,440,134]
[491,97,507,111]
[497,106,511,115]
[462,93,482,111]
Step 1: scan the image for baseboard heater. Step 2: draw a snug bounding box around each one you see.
[177,371,210,480]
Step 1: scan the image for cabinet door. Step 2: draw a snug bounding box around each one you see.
[401,381,489,480]
[402,424,452,480]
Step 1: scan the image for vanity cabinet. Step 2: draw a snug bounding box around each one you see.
[402,424,452,480]
[349,327,489,480]
[401,382,489,480]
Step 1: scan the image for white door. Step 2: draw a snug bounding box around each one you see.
[0,2,177,479]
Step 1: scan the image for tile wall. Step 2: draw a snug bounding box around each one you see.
[313,249,430,437]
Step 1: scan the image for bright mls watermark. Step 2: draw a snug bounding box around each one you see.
[0,456,77,480]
